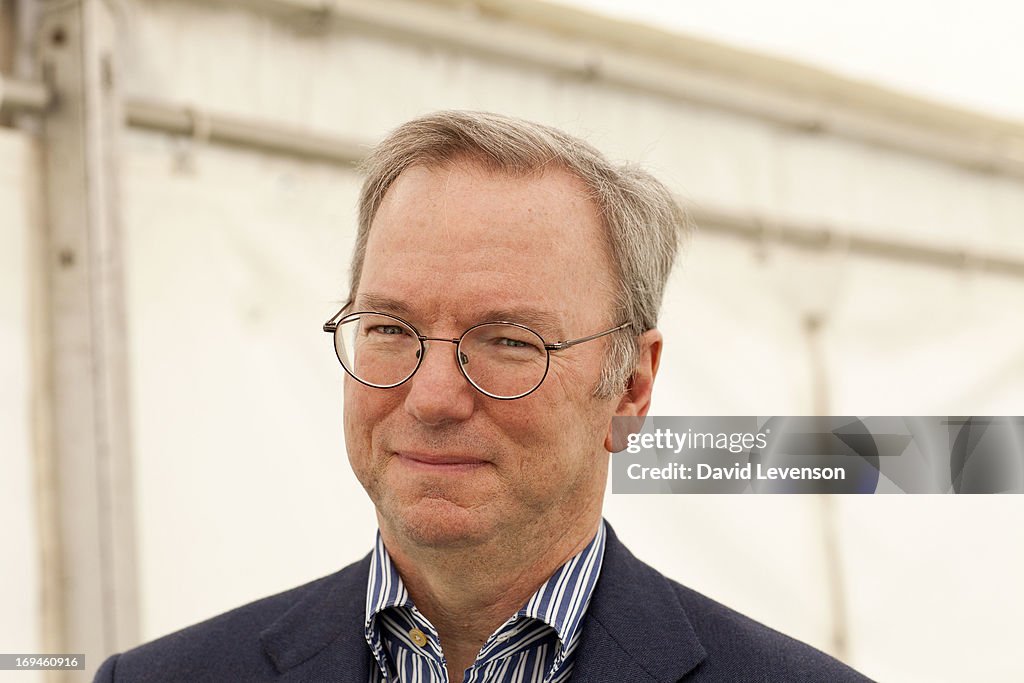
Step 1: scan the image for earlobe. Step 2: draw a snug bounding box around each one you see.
[604,329,662,452]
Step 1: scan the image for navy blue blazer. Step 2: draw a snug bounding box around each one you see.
[95,526,872,681]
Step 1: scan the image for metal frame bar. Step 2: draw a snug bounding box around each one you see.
[11,0,1024,178]
[6,84,1024,281]
[120,99,1024,283]
[33,3,140,676]
[216,0,1024,179]
[124,97,366,166]
[0,73,51,111]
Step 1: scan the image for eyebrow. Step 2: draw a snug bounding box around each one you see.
[477,308,564,336]
[355,293,565,337]
[355,294,417,320]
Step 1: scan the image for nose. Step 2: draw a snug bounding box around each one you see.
[403,340,476,425]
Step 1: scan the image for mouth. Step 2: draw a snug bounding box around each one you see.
[394,451,489,472]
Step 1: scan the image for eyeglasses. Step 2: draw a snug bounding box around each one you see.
[323,309,631,400]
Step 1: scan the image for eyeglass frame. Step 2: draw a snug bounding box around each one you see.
[322,307,633,400]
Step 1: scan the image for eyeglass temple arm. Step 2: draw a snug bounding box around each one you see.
[323,307,349,333]
[545,322,632,351]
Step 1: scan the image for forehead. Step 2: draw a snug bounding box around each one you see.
[357,161,616,330]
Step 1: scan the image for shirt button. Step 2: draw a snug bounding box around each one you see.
[409,628,428,647]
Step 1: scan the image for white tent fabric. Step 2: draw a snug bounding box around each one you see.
[0,129,44,683]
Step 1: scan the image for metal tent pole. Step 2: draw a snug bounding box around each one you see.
[33,3,140,679]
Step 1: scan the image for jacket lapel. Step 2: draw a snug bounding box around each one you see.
[257,526,705,682]
[571,525,707,683]
[260,554,375,681]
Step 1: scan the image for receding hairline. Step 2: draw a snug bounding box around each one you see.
[383,151,598,193]
[354,153,621,306]
[383,154,603,214]
[363,154,619,285]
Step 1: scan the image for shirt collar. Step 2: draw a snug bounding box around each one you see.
[364,533,414,624]
[515,521,606,647]
[364,521,607,646]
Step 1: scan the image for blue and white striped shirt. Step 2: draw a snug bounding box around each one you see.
[364,522,607,683]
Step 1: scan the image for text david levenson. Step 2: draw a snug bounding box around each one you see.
[627,462,847,481]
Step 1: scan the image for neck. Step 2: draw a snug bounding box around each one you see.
[379,511,602,679]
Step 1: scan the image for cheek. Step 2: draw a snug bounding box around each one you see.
[499,391,610,483]
[342,382,397,471]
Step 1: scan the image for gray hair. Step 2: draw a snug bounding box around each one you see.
[349,110,687,398]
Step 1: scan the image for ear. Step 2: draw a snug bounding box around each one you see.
[604,328,662,452]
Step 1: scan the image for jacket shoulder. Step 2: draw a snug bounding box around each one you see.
[94,556,370,682]
[581,526,874,683]
[667,577,872,682]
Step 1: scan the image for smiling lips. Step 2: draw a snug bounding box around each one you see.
[395,451,489,471]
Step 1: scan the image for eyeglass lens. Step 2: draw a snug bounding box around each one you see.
[334,313,548,398]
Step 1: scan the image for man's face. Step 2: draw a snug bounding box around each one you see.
[344,160,631,550]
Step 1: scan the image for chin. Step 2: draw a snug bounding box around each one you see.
[386,497,497,549]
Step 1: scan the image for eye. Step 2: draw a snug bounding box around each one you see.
[498,337,528,348]
[368,324,408,336]
[489,334,544,355]
[462,324,545,357]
